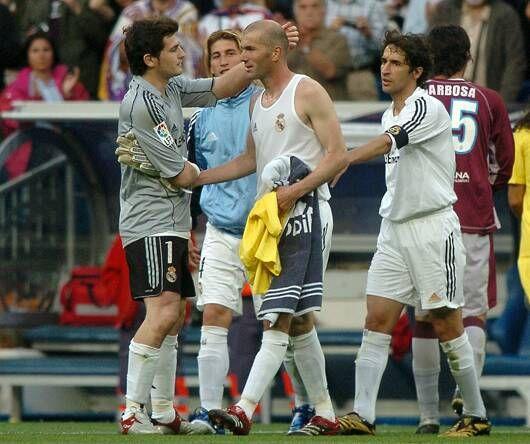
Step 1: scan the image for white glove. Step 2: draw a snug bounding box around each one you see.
[115,130,160,177]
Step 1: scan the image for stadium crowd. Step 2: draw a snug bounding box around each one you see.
[0,0,528,110]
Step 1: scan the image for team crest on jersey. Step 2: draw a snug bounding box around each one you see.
[153,121,175,147]
[275,113,286,132]
[166,265,177,283]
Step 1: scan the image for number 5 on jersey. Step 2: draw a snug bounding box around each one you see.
[450,99,478,154]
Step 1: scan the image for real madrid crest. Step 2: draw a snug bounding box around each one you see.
[166,265,177,283]
[275,113,286,132]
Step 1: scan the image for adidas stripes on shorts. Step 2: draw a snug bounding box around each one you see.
[366,208,465,311]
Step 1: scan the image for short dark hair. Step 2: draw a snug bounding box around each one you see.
[382,30,432,87]
[205,29,241,71]
[24,31,59,68]
[427,25,470,77]
[124,17,179,76]
[244,20,289,54]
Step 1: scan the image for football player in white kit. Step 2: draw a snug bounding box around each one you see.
[335,31,491,438]
[195,19,348,436]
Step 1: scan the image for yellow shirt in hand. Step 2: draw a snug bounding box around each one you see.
[509,128,530,299]
[239,192,288,294]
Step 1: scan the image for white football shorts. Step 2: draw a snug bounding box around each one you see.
[196,223,246,315]
[366,208,466,311]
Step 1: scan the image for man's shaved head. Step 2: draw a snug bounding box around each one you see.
[244,20,289,54]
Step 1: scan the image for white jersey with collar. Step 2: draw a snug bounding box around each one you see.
[379,87,457,222]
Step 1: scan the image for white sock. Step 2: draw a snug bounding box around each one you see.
[151,335,177,423]
[126,340,160,408]
[238,329,289,419]
[292,328,334,420]
[354,330,391,425]
[412,338,440,424]
[465,326,486,379]
[440,333,486,418]
[283,341,310,406]
[197,326,229,410]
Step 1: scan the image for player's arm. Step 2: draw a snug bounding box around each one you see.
[489,94,515,191]
[276,79,347,212]
[508,184,525,219]
[348,97,446,165]
[346,134,393,165]
[194,130,257,186]
[507,131,527,219]
[128,97,198,188]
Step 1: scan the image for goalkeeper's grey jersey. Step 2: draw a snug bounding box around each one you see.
[118,75,217,247]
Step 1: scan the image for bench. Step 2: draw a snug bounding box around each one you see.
[0,326,362,422]
[0,355,199,422]
[480,355,530,425]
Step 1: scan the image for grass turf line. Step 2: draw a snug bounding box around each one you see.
[0,423,529,443]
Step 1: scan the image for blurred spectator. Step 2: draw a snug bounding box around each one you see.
[0,31,89,136]
[286,0,350,100]
[266,0,294,23]
[108,0,136,18]
[0,2,22,90]
[98,0,202,100]
[512,0,530,101]
[325,0,387,100]
[385,0,407,30]
[430,0,526,102]
[189,0,216,16]
[19,0,113,99]
[198,0,272,43]
[402,0,443,33]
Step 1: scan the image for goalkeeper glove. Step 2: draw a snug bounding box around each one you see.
[115,130,160,177]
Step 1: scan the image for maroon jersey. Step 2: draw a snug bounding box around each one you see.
[426,78,514,234]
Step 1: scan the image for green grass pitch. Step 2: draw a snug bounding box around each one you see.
[0,423,529,443]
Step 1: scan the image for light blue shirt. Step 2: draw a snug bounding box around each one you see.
[189,84,258,237]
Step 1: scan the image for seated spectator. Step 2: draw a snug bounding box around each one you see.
[19,0,114,99]
[286,0,350,100]
[198,0,272,44]
[98,0,201,100]
[325,0,387,100]
[0,31,89,136]
[430,0,526,102]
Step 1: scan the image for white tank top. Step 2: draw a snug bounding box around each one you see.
[251,74,331,200]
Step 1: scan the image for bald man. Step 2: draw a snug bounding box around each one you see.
[196,20,347,436]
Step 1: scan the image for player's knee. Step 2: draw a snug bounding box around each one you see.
[203,303,232,328]
[289,314,314,336]
[364,312,394,334]
[430,309,464,342]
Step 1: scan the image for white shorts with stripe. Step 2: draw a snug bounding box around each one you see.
[196,223,246,315]
[366,208,465,311]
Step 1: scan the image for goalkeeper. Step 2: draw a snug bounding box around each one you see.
[116,17,299,435]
